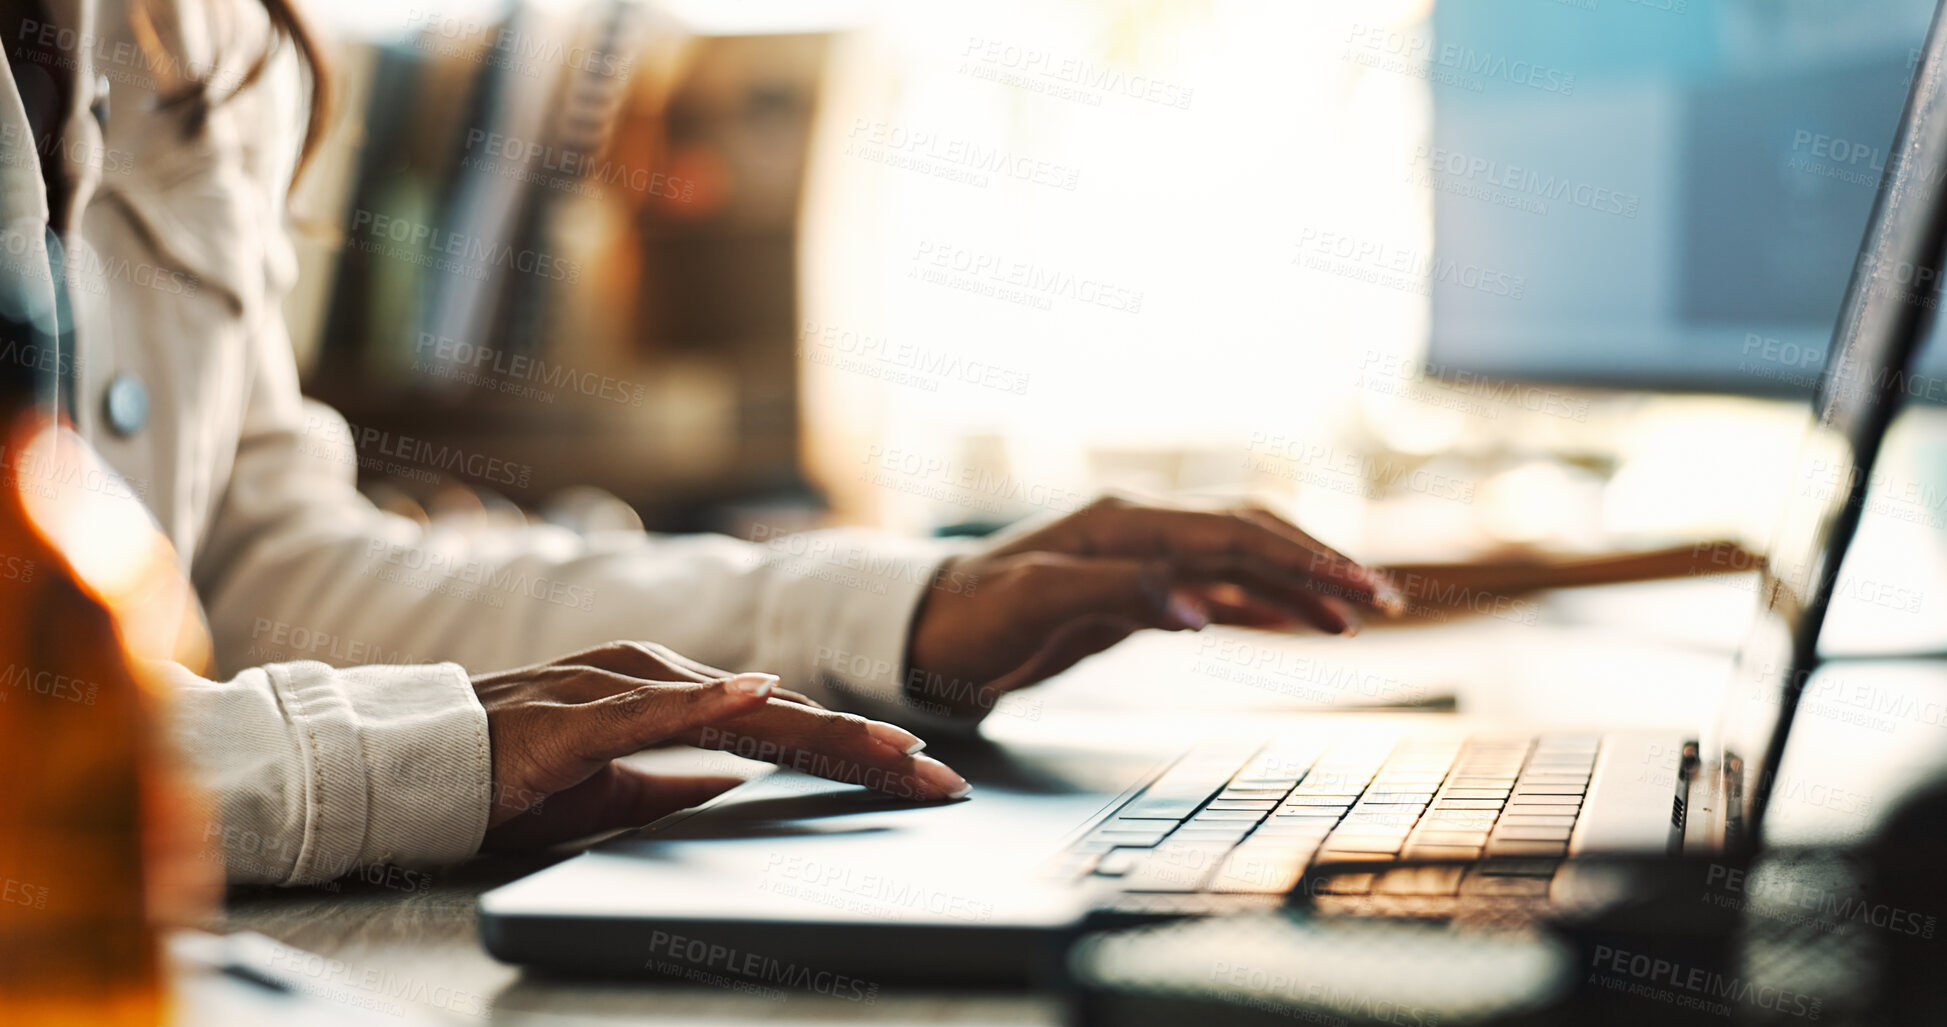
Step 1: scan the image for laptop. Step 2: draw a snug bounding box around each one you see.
[480,1,1947,984]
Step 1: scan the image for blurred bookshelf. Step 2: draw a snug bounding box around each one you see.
[290,2,829,529]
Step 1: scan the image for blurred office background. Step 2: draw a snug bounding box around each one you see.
[288,0,1947,648]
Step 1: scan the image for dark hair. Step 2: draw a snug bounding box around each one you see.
[132,0,331,187]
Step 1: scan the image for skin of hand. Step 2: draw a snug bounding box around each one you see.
[472,642,971,848]
[905,494,1406,721]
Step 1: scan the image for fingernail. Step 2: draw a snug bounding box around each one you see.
[865,720,927,756]
[724,673,778,699]
[913,754,972,799]
[1168,596,1210,630]
[1321,597,1360,636]
[1373,580,1407,614]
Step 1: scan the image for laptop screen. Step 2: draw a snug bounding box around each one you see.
[1709,0,1947,844]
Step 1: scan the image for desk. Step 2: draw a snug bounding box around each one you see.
[214,576,1837,1026]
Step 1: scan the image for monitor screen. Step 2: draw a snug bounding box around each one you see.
[1424,0,1947,396]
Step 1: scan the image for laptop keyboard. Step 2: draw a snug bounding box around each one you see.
[1057,735,1597,899]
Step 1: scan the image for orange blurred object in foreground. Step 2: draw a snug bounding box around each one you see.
[0,415,214,1026]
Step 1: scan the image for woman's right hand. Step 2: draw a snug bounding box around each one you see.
[471,642,971,849]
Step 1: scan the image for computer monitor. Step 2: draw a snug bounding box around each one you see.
[1424,0,1947,396]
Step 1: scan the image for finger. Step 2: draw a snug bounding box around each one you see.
[1235,505,1349,565]
[992,553,1206,643]
[483,765,744,849]
[1026,499,1402,613]
[644,646,738,682]
[576,673,780,762]
[1239,507,1401,620]
[566,641,717,683]
[681,703,970,800]
[1169,551,1381,625]
[566,642,815,705]
[1184,585,1303,629]
[769,687,826,709]
[1192,580,1358,635]
[986,618,1141,694]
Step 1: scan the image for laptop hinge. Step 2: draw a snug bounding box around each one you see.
[1681,750,1729,856]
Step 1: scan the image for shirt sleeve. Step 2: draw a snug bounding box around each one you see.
[155,659,491,886]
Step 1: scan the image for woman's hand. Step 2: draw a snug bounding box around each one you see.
[906,495,1404,720]
[473,642,970,848]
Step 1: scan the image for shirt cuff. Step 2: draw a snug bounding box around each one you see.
[754,530,984,733]
[262,660,491,884]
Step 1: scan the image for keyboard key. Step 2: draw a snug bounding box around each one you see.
[1354,803,1429,815]
[1271,806,1346,818]
[1413,830,1489,845]
[1122,796,1211,820]
[1323,835,1404,854]
[1479,858,1560,876]
[1506,801,1580,813]
[1337,812,1417,827]
[1254,820,1336,836]
[1501,815,1576,828]
[1094,850,1142,876]
[1485,839,1567,857]
[1192,810,1265,822]
[1106,817,1181,831]
[1361,793,1435,804]
[1121,842,1233,891]
[1314,872,1376,895]
[1442,788,1511,800]
[1209,846,1315,894]
[1459,874,1551,897]
[1204,800,1276,811]
[1122,746,1260,819]
[1513,785,1586,796]
[1435,799,1505,810]
[1401,844,1482,860]
[1314,850,1397,865]
[1174,828,1254,843]
[1219,789,1294,801]
[1495,825,1572,842]
[1342,814,1421,828]
[1090,829,1172,847]
[1421,817,1497,831]
[1297,775,1375,790]
[1374,866,1466,896]
[1268,814,1346,828]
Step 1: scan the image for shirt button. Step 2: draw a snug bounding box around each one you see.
[104,373,147,436]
